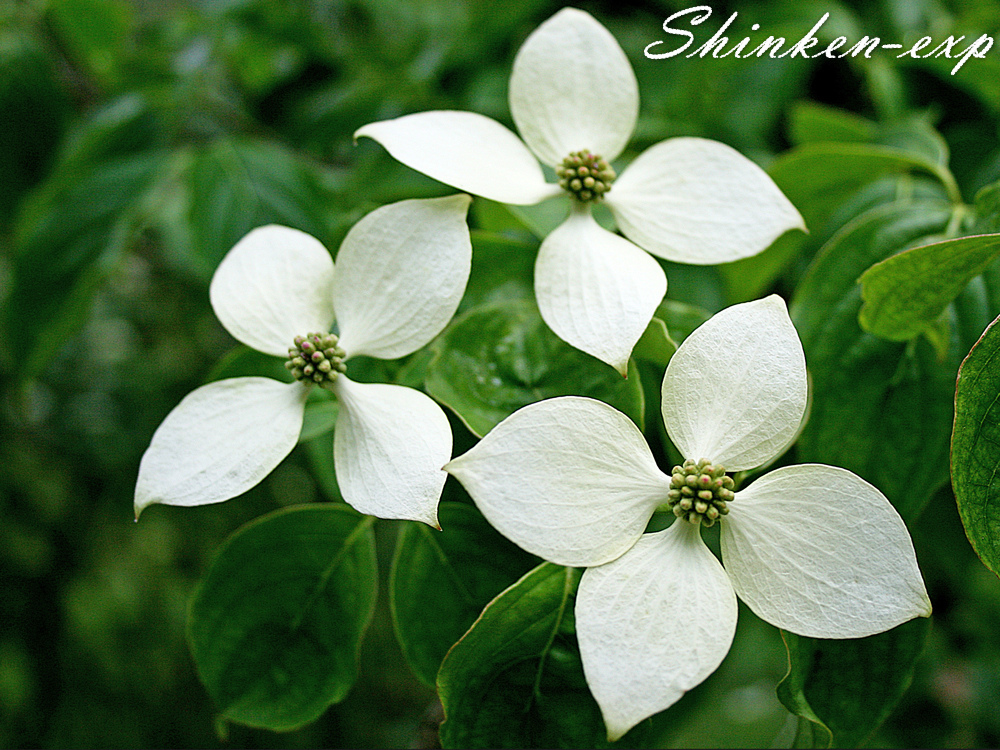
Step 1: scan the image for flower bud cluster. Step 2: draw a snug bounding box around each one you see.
[285,333,347,385]
[667,458,735,528]
[556,150,616,203]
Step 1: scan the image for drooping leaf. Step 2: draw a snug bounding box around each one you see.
[390,501,539,687]
[952,313,1000,576]
[859,233,1000,341]
[791,199,957,520]
[777,620,930,748]
[188,505,377,731]
[437,563,643,748]
[425,298,644,438]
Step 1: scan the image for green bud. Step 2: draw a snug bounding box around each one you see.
[557,150,616,204]
[667,457,735,528]
[285,332,347,386]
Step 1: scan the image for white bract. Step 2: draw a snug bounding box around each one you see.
[134,195,473,528]
[356,8,803,374]
[446,296,931,740]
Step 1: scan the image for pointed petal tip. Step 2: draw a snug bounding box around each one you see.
[409,508,441,530]
[920,594,933,618]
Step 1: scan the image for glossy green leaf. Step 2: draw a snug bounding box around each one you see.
[390,502,539,687]
[438,563,642,748]
[859,234,1000,341]
[787,101,877,146]
[878,118,951,169]
[768,143,956,236]
[952,313,1000,576]
[778,620,930,748]
[425,298,644,438]
[791,199,957,520]
[188,505,377,730]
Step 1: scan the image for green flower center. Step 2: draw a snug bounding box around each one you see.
[556,150,615,203]
[285,333,347,386]
[667,458,735,528]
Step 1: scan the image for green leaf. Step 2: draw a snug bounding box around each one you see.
[718,230,806,305]
[155,139,334,281]
[461,230,536,312]
[390,502,539,687]
[859,233,1000,340]
[204,345,291,383]
[632,316,677,368]
[952,313,1000,576]
[768,143,957,236]
[791,199,958,520]
[46,0,133,88]
[787,101,877,146]
[7,152,165,379]
[972,179,1000,234]
[438,563,642,748]
[425,298,644,438]
[777,621,930,748]
[300,398,339,443]
[775,632,833,749]
[188,505,377,731]
[0,27,70,221]
[632,298,714,368]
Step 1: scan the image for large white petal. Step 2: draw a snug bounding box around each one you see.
[209,225,336,357]
[535,209,666,375]
[332,195,472,360]
[445,396,668,567]
[134,378,308,516]
[332,376,450,527]
[607,137,805,264]
[355,111,559,205]
[661,296,806,471]
[720,464,932,639]
[510,8,638,165]
[577,521,738,741]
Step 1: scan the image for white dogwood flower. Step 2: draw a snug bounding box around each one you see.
[446,295,931,740]
[134,195,472,528]
[356,8,803,374]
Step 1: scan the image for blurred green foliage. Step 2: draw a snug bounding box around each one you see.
[4,0,1000,747]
